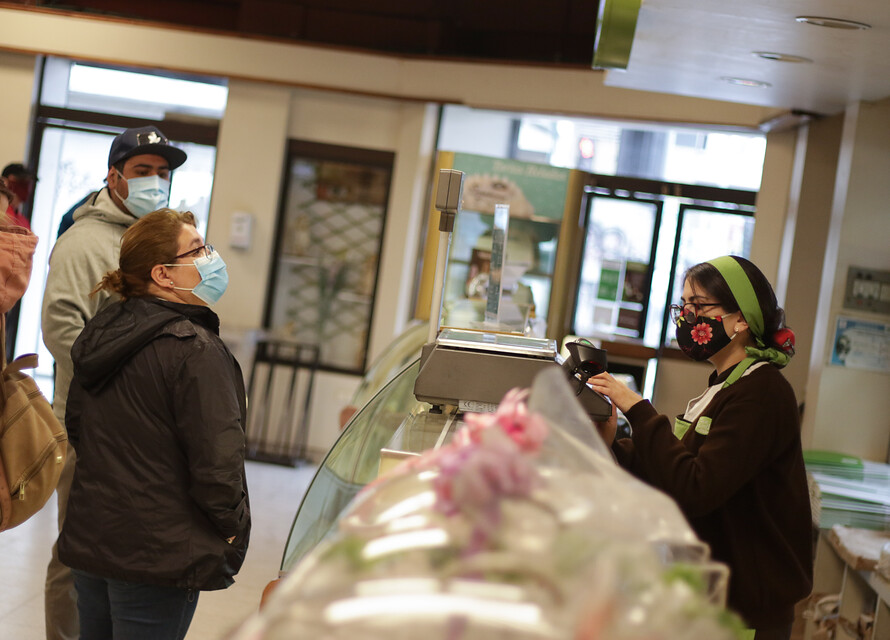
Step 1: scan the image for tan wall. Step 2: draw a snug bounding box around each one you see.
[750,128,796,285]
[209,83,438,453]
[804,99,890,460]
[211,80,290,328]
[0,51,36,174]
[781,116,843,410]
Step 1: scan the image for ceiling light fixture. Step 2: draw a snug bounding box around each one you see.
[754,52,813,63]
[721,76,771,88]
[795,16,871,30]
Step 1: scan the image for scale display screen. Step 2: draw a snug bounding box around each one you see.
[437,328,557,358]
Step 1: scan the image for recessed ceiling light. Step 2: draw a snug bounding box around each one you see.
[721,76,772,88]
[795,16,871,30]
[754,52,813,63]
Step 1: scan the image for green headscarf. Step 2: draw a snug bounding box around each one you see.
[707,256,791,369]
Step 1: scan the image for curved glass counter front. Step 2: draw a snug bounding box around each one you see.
[280,359,467,573]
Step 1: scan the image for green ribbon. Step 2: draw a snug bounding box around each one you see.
[745,344,790,368]
[708,256,791,369]
[707,256,764,338]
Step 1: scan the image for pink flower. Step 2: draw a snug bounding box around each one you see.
[461,388,549,453]
[433,429,540,535]
[370,387,549,542]
[690,322,713,345]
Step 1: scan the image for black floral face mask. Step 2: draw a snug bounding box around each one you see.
[675,314,735,361]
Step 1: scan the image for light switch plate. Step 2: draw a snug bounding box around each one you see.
[843,266,890,314]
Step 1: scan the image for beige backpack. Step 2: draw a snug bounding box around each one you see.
[0,316,67,531]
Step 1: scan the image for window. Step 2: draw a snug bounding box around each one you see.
[436,105,764,353]
[575,192,661,339]
[439,105,766,190]
[572,177,755,349]
[13,57,226,396]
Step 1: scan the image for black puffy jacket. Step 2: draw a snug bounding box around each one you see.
[59,297,250,591]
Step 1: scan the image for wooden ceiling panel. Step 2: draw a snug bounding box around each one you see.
[36,0,600,67]
[303,9,440,55]
[237,0,306,39]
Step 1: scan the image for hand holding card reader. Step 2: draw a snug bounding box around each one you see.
[560,340,612,420]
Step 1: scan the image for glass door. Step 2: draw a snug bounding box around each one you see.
[573,192,662,340]
[264,140,393,374]
[660,203,755,347]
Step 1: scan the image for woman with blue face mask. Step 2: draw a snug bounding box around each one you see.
[58,208,248,640]
[589,256,812,640]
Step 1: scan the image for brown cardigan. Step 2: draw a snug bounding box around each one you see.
[614,362,813,629]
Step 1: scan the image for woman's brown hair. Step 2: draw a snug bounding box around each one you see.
[92,208,197,300]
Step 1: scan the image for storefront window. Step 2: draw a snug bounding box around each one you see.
[437,106,764,354]
[40,57,227,119]
[439,105,766,190]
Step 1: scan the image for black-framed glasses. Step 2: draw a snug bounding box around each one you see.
[669,302,722,324]
[173,244,213,261]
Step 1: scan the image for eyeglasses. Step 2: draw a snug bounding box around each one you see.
[172,244,213,261]
[669,301,722,324]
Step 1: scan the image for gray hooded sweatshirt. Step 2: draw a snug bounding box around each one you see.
[41,187,136,422]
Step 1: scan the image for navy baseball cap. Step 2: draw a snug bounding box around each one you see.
[107,126,187,170]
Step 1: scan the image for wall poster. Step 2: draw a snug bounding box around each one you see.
[830,316,890,374]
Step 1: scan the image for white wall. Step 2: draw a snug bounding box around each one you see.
[750,128,796,285]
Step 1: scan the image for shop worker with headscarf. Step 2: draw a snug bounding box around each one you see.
[41,125,187,640]
[58,208,249,640]
[590,255,812,640]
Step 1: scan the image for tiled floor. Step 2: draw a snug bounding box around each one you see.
[0,460,317,640]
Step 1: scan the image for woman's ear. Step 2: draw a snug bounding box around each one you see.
[732,313,749,335]
[150,264,173,289]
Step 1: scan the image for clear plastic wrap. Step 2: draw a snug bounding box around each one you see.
[229,368,743,640]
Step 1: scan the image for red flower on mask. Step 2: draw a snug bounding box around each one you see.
[690,322,713,345]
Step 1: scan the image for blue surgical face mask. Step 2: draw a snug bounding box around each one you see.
[114,170,170,218]
[168,250,229,305]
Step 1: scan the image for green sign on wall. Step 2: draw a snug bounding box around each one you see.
[597,266,620,301]
[452,153,570,220]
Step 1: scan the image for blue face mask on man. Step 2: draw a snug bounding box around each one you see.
[114,170,170,218]
[167,249,229,305]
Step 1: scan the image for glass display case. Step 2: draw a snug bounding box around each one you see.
[264,140,394,373]
[279,359,446,572]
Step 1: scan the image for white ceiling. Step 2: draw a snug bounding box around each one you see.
[604,0,890,117]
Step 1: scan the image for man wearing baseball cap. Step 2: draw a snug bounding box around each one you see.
[40,125,187,640]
